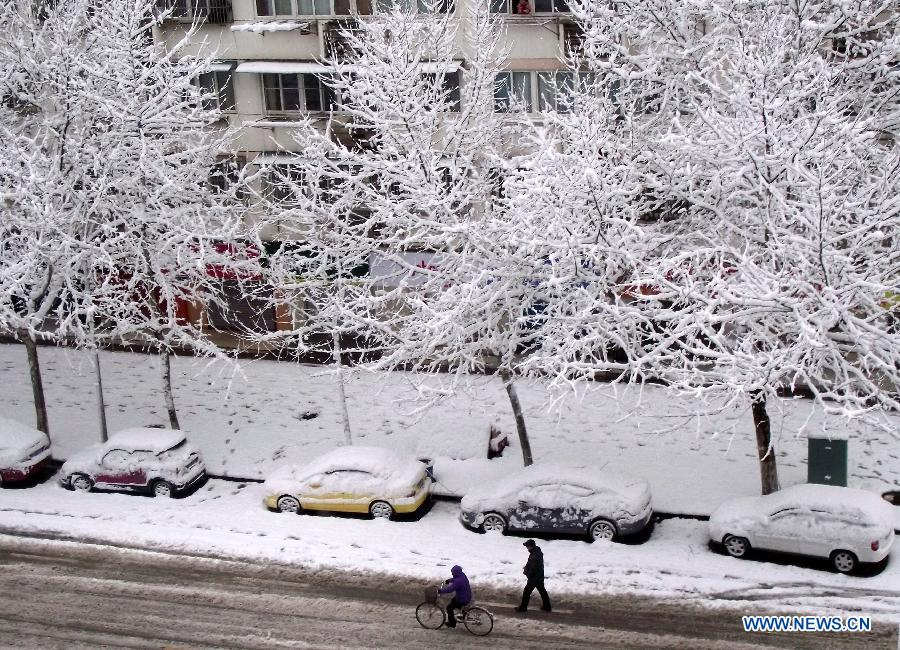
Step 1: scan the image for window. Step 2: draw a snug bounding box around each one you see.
[209,157,244,195]
[494,71,532,112]
[169,0,232,21]
[537,71,595,112]
[490,0,533,14]
[197,69,235,111]
[422,71,461,112]
[533,0,568,11]
[256,0,293,15]
[257,0,354,14]
[262,73,335,112]
[374,0,452,12]
[267,164,306,204]
[102,450,131,469]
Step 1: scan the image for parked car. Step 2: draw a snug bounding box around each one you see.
[59,428,205,497]
[0,417,52,486]
[709,483,896,574]
[459,463,653,541]
[263,446,432,520]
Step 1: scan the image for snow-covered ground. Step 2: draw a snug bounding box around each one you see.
[1,343,896,519]
[1,343,899,620]
[1,479,898,622]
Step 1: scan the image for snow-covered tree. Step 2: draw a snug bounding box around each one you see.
[560,0,900,494]
[0,0,102,436]
[256,2,555,457]
[0,0,255,436]
[68,0,257,431]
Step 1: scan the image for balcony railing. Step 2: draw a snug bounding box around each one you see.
[157,0,233,24]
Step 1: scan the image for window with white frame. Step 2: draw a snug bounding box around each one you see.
[537,71,571,112]
[492,71,610,114]
[197,69,235,111]
[490,0,567,14]
[494,71,532,112]
[262,73,337,112]
[255,0,359,15]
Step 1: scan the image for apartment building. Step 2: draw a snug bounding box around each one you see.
[151,0,583,333]
[154,0,581,166]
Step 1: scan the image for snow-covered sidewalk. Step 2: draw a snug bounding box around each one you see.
[1,343,897,520]
[1,479,898,622]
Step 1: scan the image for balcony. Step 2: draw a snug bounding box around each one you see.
[156,0,233,24]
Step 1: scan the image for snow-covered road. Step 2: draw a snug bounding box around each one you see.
[0,534,895,649]
[1,476,898,624]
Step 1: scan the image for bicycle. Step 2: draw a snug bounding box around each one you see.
[415,588,494,636]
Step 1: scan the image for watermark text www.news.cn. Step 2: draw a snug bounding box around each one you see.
[741,615,872,633]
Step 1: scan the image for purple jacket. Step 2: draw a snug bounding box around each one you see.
[438,565,472,604]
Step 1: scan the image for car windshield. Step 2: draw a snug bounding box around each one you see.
[157,440,188,461]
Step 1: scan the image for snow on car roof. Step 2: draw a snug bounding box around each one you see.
[713,483,895,527]
[467,462,643,499]
[302,446,418,477]
[105,428,186,453]
[0,417,49,448]
[264,446,425,497]
[770,483,894,523]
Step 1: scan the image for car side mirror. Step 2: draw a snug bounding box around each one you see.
[309,482,322,489]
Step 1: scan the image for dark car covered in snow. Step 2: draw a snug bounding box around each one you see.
[459,463,653,542]
[59,428,205,497]
[0,417,52,485]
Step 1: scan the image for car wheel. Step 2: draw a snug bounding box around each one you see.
[481,513,506,534]
[831,550,858,574]
[152,481,175,498]
[589,519,617,542]
[369,500,394,520]
[723,534,750,559]
[70,474,93,493]
[277,495,301,514]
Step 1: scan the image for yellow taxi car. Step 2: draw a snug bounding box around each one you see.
[263,446,432,519]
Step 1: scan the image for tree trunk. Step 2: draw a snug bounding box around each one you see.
[751,389,780,495]
[160,350,180,429]
[499,369,533,467]
[22,333,50,437]
[333,331,351,446]
[93,349,109,443]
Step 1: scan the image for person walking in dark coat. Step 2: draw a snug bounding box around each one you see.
[438,565,472,628]
[516,539,551,613]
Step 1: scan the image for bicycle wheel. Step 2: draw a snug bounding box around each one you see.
[463,606,493,636]
[415,602,445,630]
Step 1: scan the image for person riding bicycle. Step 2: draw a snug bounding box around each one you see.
[437,565,471,628]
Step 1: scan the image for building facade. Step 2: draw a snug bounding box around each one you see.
[154,0,580,171]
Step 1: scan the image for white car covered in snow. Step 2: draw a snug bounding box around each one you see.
[59,428,205,498]
[459,463,653,541]
[709,483,895,574]
[263,446,432,519]
[0,417,52,486]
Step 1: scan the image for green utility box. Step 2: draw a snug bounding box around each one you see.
[807,435,848,487]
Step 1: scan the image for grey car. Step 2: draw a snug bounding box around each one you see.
[459,463,653,542]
